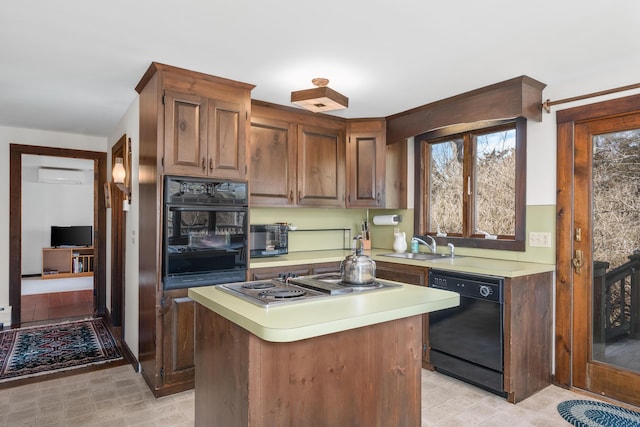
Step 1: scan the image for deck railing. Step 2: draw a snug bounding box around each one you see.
[593,253,640,356]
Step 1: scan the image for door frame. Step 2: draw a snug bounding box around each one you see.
[9,144,108,325]
[555,93,640,395]
[110,135,128,328]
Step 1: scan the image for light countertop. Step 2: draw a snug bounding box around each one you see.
[250,249,556,278]
[189,282,459,343]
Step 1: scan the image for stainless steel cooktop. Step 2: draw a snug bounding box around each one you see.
[217,273,401,307]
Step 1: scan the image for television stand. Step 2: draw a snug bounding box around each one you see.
[41,247,94,279]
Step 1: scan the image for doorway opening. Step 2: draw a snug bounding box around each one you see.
[9,144,108,327]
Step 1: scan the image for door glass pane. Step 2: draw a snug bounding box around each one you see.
[474,128,516,236]
[429,140,463,234]
[592,128,640,372]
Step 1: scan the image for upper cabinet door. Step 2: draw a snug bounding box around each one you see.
[346,119,386,208]
[207,99,247,180]
[163,91,208,176]
[297,124,345,207]
[249,116,297,206]
[163,92,248,180]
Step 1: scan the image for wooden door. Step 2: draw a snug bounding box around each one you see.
[208,99,247,180]
[249,116,297,206]
[297,124,345,207]
[556,95,640,406]
[346,119,386,208]
[163,91,208,176]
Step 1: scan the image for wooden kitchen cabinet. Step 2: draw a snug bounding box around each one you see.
[161,289,196,388]
[375,261,430,367]
[250,101,346,207]
[164,91,248,180]
[346,119,386,208]
[249,261,340,281]
[136,62,254,397]
[297,124,345,207]
[385,139,408,209]
[502,272,553,403]
[249,116,297,206]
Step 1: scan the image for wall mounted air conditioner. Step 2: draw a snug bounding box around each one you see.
[38,167,85,185]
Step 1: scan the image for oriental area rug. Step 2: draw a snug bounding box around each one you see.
[558,399,640,427]
[0,318,122,382]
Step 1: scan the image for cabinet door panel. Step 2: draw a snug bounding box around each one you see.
[250,266,311,281]
[297,125,345,207]
[346,120,386,208]
[209,100,246,179]
[162,294,196,386]
[164,91,207,175]
[250,118,296,205]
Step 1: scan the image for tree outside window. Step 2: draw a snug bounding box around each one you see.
[416,118,526,250]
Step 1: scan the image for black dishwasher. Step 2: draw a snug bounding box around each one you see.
[428,269,507,397]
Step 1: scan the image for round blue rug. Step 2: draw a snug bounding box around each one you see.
[558,399,640,427]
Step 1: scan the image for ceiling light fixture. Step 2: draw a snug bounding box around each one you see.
[291,78,349,113]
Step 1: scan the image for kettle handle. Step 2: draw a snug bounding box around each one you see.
[352,235,364,255]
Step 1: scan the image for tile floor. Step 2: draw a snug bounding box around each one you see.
[0,363,599,426]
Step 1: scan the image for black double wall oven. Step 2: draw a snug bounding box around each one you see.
[162,176,248,290]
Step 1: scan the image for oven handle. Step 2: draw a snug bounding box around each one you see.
[166,204,248,212]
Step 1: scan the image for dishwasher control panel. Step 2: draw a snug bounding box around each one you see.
[428,269,503,303]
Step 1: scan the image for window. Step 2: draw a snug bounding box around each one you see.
[415,118,526,250]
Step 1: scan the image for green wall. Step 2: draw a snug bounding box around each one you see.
[250,204,556,264]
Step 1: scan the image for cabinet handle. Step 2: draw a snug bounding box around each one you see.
[376,192,381,204]
[209,158,214,171]
[289,190,293,201]
[201,157,206,172]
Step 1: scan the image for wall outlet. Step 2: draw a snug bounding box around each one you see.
[529,232,552,248]
[0,306,12,327]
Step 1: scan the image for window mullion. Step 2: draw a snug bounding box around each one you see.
[462,134,474,237]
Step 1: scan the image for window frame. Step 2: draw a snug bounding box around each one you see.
[414,117,526,251]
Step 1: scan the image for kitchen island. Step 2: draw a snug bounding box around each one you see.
[189,282,459,427]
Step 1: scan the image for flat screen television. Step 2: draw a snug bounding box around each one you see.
[50,225,93,247]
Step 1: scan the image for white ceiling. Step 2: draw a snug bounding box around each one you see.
[2,1,639,138]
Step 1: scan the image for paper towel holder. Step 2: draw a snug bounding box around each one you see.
[372,215,402,226]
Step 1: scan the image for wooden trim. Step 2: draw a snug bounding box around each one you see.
[555,94,640,390]
[135,62,255,94]
[386,75,546,144]
[556,93,640,124]
[9,144,107,325]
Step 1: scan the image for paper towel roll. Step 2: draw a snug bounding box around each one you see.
[372,215,400,226]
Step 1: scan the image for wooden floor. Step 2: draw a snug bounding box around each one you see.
[21,290,94,323]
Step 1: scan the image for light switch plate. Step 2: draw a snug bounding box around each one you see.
[529,232,552,247]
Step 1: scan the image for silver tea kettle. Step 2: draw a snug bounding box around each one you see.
[340,235,376,285]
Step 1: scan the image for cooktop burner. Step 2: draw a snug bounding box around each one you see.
[217,273,402,307]
[258,289,307,299]
[242,282,276,290]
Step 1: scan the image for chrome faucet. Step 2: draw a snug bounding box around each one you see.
[447,243,455,258]
[413,236,437,254]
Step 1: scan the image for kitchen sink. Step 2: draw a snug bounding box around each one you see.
[379,252,459,261]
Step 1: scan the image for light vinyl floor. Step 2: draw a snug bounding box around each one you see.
[0,364,605,426]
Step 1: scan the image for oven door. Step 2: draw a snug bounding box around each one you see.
[163,204,247,289]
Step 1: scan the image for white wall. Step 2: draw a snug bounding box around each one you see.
[0,126,106,309]
[21,162,94,274]
[107,99,140,360]
[526,62,640,205]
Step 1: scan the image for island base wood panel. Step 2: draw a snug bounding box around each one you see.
[195,304,422,427]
